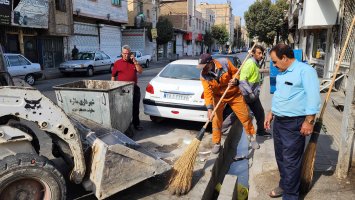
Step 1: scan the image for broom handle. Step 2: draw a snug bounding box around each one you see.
[319,16,355,119]
[201,42,258,130]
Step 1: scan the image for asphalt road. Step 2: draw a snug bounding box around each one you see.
[31,52,248,199]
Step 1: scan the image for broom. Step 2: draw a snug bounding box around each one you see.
[300,16,355,194]
[168,42,258,195]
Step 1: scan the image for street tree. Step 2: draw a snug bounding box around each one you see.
[203,30,214,53]
[156,17,174,45]
[244,0,288,45]
[211,25,229,49]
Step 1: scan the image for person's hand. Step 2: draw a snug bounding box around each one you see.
[228,79,239,87]
[207,109,213,121]
[300,121,314,136]
[130,54,137,64]
[264,112,273,130]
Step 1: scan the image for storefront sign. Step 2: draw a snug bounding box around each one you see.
[151,28,158,39]
[0,0,12,25]
[12,0,49,28]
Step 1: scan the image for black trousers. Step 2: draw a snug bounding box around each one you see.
[273,116,306,200]
[132,85,141,127]
[248,97,265,134]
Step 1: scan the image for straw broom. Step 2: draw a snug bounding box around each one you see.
[300,16,355,194]
[168,42,258,195]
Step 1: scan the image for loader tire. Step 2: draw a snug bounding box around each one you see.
[0,153,66,200]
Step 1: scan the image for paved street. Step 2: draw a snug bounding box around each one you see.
[31,53,248,199]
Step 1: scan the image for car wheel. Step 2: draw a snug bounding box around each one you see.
[87,67,94,77]
[150,116,163,123]
[145,60,150,68]
[24,74,35,85]
[0,153,66,200]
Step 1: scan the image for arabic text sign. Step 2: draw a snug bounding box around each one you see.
[0,0,12,25]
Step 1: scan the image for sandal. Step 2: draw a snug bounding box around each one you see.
[269,186,283,198]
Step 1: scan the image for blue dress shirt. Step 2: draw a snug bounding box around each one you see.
[272,60,321,117]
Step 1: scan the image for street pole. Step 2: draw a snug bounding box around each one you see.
[152,0,158,62]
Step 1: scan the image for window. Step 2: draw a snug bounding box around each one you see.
[18,55,30,65]
[95,53,104,60]
[55,0,66,12]
[112,0,121,6]
[7,55,21,66]
[312,30,327,60]
[101,52,110,59]
[159,64,201,80]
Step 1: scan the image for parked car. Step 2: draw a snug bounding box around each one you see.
[116,50,152,68]
[143,59,208,122]
[3,53,42,85]
[59,51,113,76]
[212,54,242,68]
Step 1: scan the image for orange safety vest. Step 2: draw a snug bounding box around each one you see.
[200,58,241,109]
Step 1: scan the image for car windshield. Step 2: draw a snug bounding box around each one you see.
[159,64,201,80]
[75,53,95,60]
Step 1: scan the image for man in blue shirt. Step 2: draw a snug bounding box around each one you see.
[264,44,320,200]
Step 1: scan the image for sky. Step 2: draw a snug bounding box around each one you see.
[197,0,256,26]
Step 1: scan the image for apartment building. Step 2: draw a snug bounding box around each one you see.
[198,1,234,50]
[160,0,214,57]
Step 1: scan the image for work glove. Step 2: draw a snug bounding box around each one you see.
[244,92,256,103]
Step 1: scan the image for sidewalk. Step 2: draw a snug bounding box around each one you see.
[248,75,355,200]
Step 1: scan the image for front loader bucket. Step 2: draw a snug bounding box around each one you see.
[71,114,171,199]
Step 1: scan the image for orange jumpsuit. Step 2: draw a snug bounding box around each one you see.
[200,58,255,144]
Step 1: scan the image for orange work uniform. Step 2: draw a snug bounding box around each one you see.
[200,58,255,144]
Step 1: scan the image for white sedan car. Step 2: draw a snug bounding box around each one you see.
[3,53,42,85]
[143,59,208,122]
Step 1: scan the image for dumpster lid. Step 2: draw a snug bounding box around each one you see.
[53,80,134,92]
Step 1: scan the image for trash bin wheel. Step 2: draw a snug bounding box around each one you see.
[0,153,66,200]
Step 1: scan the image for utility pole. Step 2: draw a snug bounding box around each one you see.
[152,0,159,62]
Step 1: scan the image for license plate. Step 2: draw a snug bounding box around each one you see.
[164,93,190,101]
[65,68,74,71]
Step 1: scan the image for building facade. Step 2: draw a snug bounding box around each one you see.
[160,0,214,57]
[198,1,234,51]
[287,0,353,79]
[71,0,128,59]
[0,0,73,69]
[123,0,155,57]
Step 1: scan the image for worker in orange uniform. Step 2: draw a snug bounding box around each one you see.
[198,53,259,154]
